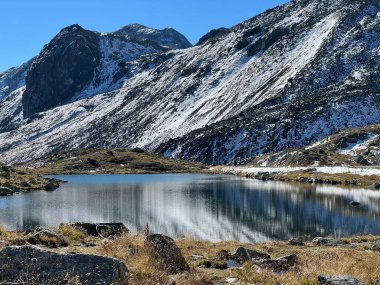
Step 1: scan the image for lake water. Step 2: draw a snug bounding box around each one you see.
[0,174,379,242]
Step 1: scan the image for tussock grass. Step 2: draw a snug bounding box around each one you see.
[58,224,87,242]
[0,228,379,284]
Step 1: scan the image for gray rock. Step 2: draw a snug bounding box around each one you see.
[364,239,380,252]
[0,187,13,196]
[26,228,68,248]
[69,222,129,238]
[318,275,362,285]
[312,237,345,247]
[44,180,60,191]
[252,254,297,273]
[288,238,305,246]
[0,245,128,284]
[144,234,189,274]
[231,247,271,263]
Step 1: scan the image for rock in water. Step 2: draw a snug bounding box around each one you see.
[318,275,362,285]
[350,201,361,207]
[0,245,128,284]
[0,187,13,196]
[144,234,189,274]
[69,222,129,238]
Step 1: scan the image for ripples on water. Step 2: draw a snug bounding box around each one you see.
[0,174,379,242]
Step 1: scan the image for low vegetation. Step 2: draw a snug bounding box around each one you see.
[0,226,379,284]
[0,164,59,193]
[22,148,207,175]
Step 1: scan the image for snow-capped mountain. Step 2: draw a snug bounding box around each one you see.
[0,0,380,164]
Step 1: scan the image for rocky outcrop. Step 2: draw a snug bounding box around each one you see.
[116,24,192,49]
[252,254,297,273]
[231,247,270,263]
[0,186,13,196]
[197,28,229,45]
[288,238,305,246]
[22,25,101,118]
[364,239,380,252]
[318,275,362,285]
[0,245,128,284]
[312,237,347,247]
[144,234,189,274]
[69,222,129,238]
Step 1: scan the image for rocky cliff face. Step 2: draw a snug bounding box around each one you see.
[22,25,101,118]
[0,0,380,164]
[20,24,191,118]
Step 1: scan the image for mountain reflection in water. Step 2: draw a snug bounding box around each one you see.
[0,174,379,242]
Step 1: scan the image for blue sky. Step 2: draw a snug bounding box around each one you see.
[0,0,289,71]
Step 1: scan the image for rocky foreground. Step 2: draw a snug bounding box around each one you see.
[0,224,379,284]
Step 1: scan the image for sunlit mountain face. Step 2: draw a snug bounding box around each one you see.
[1,0,380,164]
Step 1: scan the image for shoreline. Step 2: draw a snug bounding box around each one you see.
[213,165,380,189]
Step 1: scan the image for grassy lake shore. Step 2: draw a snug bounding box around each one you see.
[0,226,379,285]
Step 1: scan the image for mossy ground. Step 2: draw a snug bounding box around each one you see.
[0,226,379,284]
[22,148,208,175]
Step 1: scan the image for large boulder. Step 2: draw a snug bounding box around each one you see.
[69,222,129,238]
[318,275,362,285]
[26,228,68,248]
[0,245,127,284]
[231,247,271,263]
[144,234,189,274]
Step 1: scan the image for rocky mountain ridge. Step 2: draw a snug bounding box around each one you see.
[0,0,380,165]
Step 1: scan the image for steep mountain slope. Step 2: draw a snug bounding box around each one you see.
[1,0,380,165]
[0,60,32,101]
[251,124,380,167]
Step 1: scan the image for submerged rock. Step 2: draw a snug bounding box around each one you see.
[69,222,129,238]
[318,275,362,285]
[144,234,189,274]
[0,245,128,284]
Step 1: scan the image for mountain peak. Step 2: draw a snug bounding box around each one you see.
[115,24,192,49]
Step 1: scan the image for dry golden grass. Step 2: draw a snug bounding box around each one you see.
[0,228,379,284]
[58,224,87,242]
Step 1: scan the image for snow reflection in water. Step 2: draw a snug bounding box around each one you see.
[0,174,379,242]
